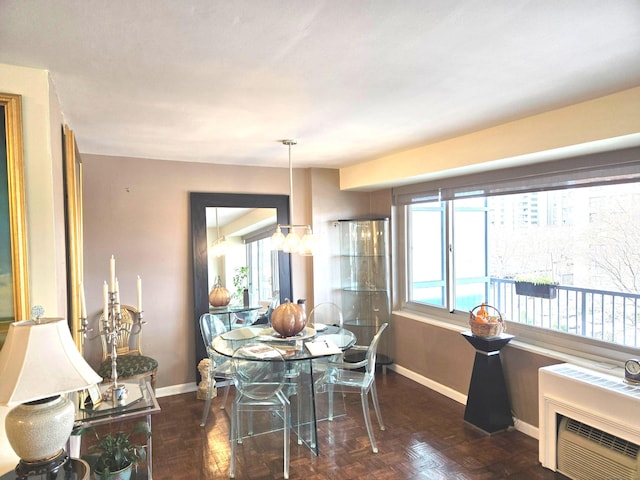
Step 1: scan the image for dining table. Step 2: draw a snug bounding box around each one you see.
[210,323,356,455]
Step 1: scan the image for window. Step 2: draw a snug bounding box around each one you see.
[395,147,640,360]
[246,237,279,305]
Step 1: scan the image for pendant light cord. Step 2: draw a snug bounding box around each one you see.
[284,139,296,222]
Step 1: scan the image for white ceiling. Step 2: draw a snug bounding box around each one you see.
[1,0,639,169]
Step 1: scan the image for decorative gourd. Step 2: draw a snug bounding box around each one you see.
[271,299,307,337]
[209,277,231,307]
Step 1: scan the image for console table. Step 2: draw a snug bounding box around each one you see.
[461,331,514,434]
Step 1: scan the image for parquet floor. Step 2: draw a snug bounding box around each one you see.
[142,371,561,479]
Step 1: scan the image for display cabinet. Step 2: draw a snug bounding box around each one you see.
[338,218,392,366]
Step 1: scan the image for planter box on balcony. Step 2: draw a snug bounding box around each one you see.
[515,281,557,299]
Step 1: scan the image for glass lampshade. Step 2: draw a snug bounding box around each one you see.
[271,226,285,250]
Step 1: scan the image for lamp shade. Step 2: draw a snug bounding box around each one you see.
[0,318,102,406]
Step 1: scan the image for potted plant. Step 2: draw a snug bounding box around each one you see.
[232,266,249,304]
[76,422,151,480]
[514,276,558,299]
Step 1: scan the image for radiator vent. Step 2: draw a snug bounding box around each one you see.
[553,365,640,400]
[558,417,640,480]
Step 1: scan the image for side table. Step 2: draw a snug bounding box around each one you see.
[461,331,514,434]
[71,379,160,479]
[0,458,89,480]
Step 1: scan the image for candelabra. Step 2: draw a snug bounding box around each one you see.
[79,255,144,406]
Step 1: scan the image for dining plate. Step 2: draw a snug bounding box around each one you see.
[221,327,259,340]
[314,323,328,331]
[257,326,317,342]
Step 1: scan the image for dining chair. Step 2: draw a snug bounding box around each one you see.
[199,313,234,427]
[97,305,159,391]
[309,303,346,371]
[315,322,389,453]
[256,292,280,325]
[308,302,343,328]
[229,343,291,479]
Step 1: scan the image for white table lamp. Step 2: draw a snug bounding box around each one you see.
[0,318,102,476]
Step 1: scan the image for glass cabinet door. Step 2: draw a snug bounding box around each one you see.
[338,219,392,365]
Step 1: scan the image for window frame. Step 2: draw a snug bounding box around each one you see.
[394,146,640,365]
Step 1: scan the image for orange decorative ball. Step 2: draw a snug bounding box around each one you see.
[209,278,231,307]
[271,299,307,337]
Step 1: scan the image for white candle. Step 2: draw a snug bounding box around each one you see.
[137,275,142,312]
[115,278,121,314]
[109,255,116,292]
[80,281,87,319]
[103,281,109,320]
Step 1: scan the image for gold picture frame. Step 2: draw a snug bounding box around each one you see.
[0,93,29,347]
[63,125,84,350]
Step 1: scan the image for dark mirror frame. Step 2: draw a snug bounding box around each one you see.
[190,192,292,369]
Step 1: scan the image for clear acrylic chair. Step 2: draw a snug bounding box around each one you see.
[229,343,290,479]
[310,303,346,372]
[308,302,343,328]
[315,322,388,453]
[199,313,234,427]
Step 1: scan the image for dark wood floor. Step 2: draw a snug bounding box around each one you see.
[140,371,561,480]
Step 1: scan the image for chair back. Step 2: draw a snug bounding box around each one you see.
[365,323,389,374]
[232,343,286,401]
[199,313,228,346]
[99,305,144,361]
[259,292,281,325]
[308,302,343,327]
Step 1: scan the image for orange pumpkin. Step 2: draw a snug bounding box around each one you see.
[271,299,307,337]
[209,278,231,307]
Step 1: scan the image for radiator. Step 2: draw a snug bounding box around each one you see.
[539,363,640,477]
[557,417,640,479]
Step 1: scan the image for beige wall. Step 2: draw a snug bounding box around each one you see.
[309,168,372,308]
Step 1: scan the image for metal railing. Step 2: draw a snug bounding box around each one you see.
[489,278,640,348]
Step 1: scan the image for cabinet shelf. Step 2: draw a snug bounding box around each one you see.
[342,287,387,293]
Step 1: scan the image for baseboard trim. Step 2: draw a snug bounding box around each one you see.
[156,382,197,398]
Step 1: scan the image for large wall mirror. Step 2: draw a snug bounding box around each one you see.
[190,192,292,368]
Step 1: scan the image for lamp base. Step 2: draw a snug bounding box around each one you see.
[5,395,75,463]
[15,450,69,479]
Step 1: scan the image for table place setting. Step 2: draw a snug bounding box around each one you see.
[305,338,342,356]
[256,326,317,342]
[220,326,261,340]
[243,344,287,358]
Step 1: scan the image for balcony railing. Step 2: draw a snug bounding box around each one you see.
[488,278,640,348]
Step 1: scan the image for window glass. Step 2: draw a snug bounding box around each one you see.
[453,197,487,312]
[404,181,640,350]
[408,202,446,307]
[247,237,279,304]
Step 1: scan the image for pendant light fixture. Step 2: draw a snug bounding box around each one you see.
[210,207,228,257]
[271,139,316,256]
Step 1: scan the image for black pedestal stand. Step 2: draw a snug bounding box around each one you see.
[14,451,69,480]
[462,331,514,435]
